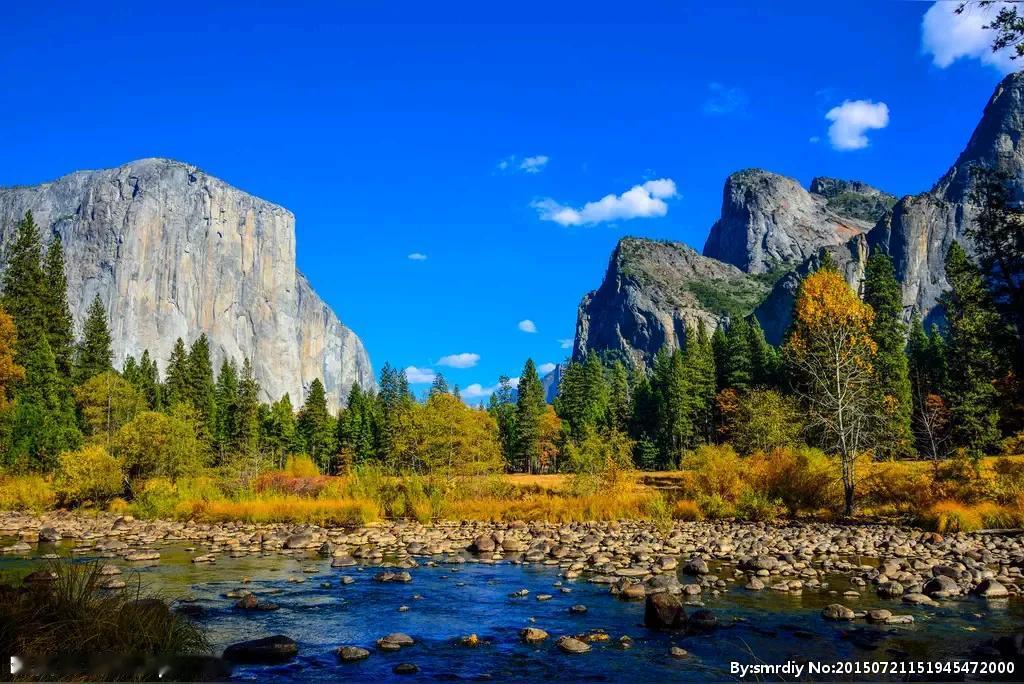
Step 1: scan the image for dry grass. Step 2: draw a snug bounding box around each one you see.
[181,496,381,526]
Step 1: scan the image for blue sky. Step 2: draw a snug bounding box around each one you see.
[0,1,1016,401]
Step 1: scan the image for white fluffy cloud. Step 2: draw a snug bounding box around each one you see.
[497,154,550,174]
[437,352,480,369]
[407,252,428,261]
[538,362,557,375]
[461,377,519,401]
[558,338,573,349]
[825,100,890,151]
[518,319,537,333]
[533,178,677,227]
[921,1,1017,73]
[405,366,436,384]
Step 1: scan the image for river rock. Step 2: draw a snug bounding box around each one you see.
[973,579,1009,598]
[557,636,591,654]
[223,635,298,664]
[822,604,856,620]
[645,592,686,629]
[520,628,549,643]
[336,646,370,662]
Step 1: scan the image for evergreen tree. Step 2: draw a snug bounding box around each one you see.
[513,359,546,473]
[711,325,729,391]
[75,295,113,382]
[863,251,914,458]
[553,360,586,441]
[486,375,518,469]
[42,235,75,379]
[429,373,450,397]
[137,350,162,410]
[187,334,217,443]
[907,313,951,460]
[1,212,79,468]
[607,361,631,433]
[581,354,610,428]
[122,355,140,386]
[746,317,779,387]
[653,348,693,467]
[628,374,660,468]
[232,357,261,461]
[723,318,753,391]
[687,321,718,444]
[298,378,336,471]
[940,242,1006,455]
[163,338,190,408]
[264,393,298,468]
[376,362,413,467]
[214,359,238,461]
[338,383,378,467]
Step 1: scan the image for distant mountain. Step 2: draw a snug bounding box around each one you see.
[574,72,1024,361]
[0,158,374,410]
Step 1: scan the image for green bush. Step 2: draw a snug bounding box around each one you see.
[736,490,784,521]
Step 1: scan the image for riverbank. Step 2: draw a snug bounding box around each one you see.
[3,510,1023,603]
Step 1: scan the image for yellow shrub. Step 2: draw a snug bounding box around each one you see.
[749,447,837,516]
[672,498,703,521]
[860,460,935,513]
[184,496,380,526]
[684,444,744,502]
[53,445,123,506]
[0,474,55,512]
[284,455,320,478]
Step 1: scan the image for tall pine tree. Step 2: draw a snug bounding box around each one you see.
[42,235,75,380]
[187,334,218,443]
[514,359,546,473]
[164,338,191,408]
[75,295,113,383]
[298,378,336,472]
[863,251,914,458]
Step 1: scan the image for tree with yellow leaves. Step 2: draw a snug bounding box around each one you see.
[783,266,878,516]
[0,305,25,410]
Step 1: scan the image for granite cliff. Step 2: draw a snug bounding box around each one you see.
[0,158,373,410]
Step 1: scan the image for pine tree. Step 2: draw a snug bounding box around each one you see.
[863,251,914,458]
[429,373,450,397]
[907,313,951,460]
[214,359,239,461]
[513,359,546,473]
[746,317,779,387]
[232,357,261,461]
[163,338,190,408]
[607,361,631,433]
[338,383,378,467]
[265,393,298,468]
[628,374,659,468]
[137,350,162,410]
[187,334,217,443]
[75,295,114,383]
[553,360,586,440]
[298,377,336,471]
[376,362,412,467]
[42,235,75,379]
[723,318,753,391]
[486,375,518,469]
[1,212,79,468]
[711,325,729,390]
[687,321,717,444]
[654,348,693,468]
[940,242,1006,456]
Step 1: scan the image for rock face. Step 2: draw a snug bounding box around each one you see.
[702,169,877,274]
[573,237,771,367]
[0,158,373,409]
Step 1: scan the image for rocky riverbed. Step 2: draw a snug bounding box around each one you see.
[3,511,1024,680]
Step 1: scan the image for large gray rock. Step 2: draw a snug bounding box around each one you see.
[702,169,877,274]
[0,158,373,409]
[573,237,769,367]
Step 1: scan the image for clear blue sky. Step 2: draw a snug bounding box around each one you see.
[0,1,1012,401]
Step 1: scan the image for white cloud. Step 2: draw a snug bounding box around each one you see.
[703,82,748,115]
[533,178,677,227]
[520,155,549,173]
[497,154,550,174]
[437,352,480,369]
[558,338,573,349]
[462,377,522,402]
[407,252,428,261]
[405,366,436,384]
[808,135,821,144]
[518,319,537,333]
[825,100,890,151]
[538,362,557,375]
[922,1,1017,73]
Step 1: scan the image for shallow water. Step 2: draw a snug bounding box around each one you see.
[3,539,1023,681]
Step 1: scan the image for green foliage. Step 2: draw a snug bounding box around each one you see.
[723,318,753,391]
[941,242,1006,456]
[73,371,145,440]
[213,359,238,461]
[722,388,804,454]
[124,349,162,410]
[231,357,262,465]
[486,375,518,470]
[264,393,300,467]
[514,359,547,473]
[297,377,336,472]
[41,235,75,379]
[338,384,378,467]
[113,405,206,482]
[163,338,190,408]
[863,251,914,458]
[186,334,217,443]
[74,295,113,383]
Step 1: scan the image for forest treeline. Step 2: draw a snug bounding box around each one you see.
[0,165,1020,517]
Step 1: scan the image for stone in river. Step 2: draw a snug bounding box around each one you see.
[822,604,856,620]
[378,633,415,649]
[687,609,717,632]
[393,663,419,674]
[520,627,549,643]
[569,604,588,614]
[644,593,686,629]
[973,579,1009,598]
[223,635,298,664]
[557,636,591,654]
[336,646,370,662]
[670,646,689,658]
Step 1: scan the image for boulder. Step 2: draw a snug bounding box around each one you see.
[222,635,298,664]
[644,592,686,629]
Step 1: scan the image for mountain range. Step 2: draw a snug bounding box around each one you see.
[573,71,1024,364]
